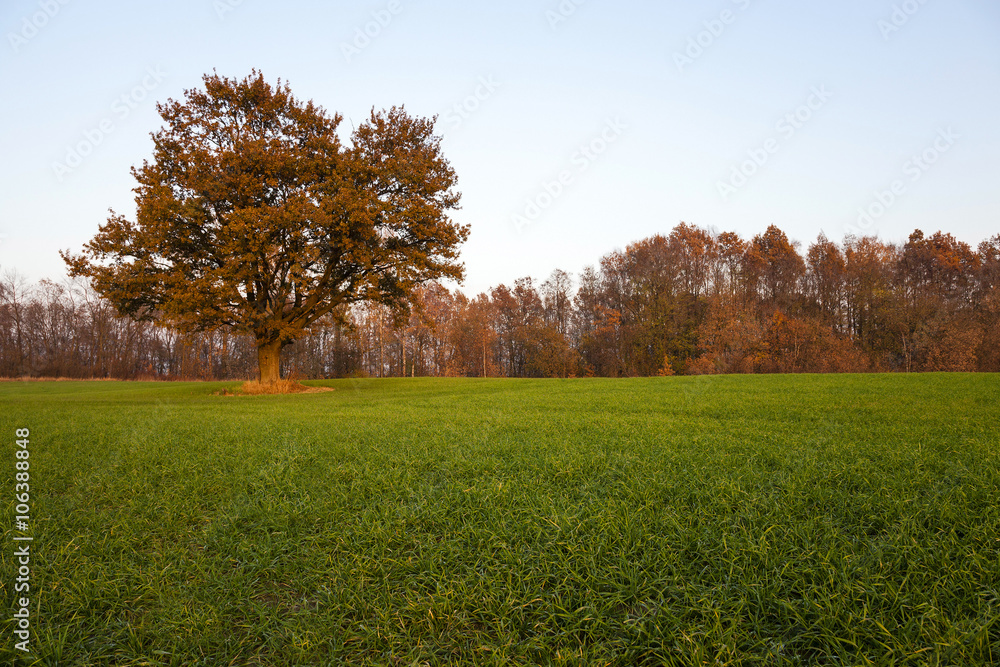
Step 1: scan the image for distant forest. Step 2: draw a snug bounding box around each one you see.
[3,223,998,379]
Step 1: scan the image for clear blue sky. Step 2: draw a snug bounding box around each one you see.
[2,0,998,295]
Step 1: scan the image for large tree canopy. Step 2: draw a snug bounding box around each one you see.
[62,71,468,384]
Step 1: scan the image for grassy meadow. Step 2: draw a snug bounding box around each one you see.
[1,375,998,665]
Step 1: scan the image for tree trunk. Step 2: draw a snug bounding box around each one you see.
[378,316,384,378]
[257,339,282,385]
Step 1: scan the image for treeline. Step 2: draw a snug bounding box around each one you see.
[3,224,998,379]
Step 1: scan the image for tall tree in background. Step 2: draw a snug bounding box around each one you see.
[975,235,1000,371]
[805,233,846,330]
[61,71,468,384]
[541,269,574,336]
[898,230,981,371]
[745,225,806,310]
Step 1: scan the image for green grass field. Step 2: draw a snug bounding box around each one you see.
[1,375,998,665]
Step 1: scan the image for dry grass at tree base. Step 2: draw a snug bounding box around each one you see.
[217,379,336,395]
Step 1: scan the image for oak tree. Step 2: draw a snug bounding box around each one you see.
[62,71,468,384]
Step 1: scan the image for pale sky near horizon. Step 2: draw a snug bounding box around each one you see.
[1,0,998,296]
